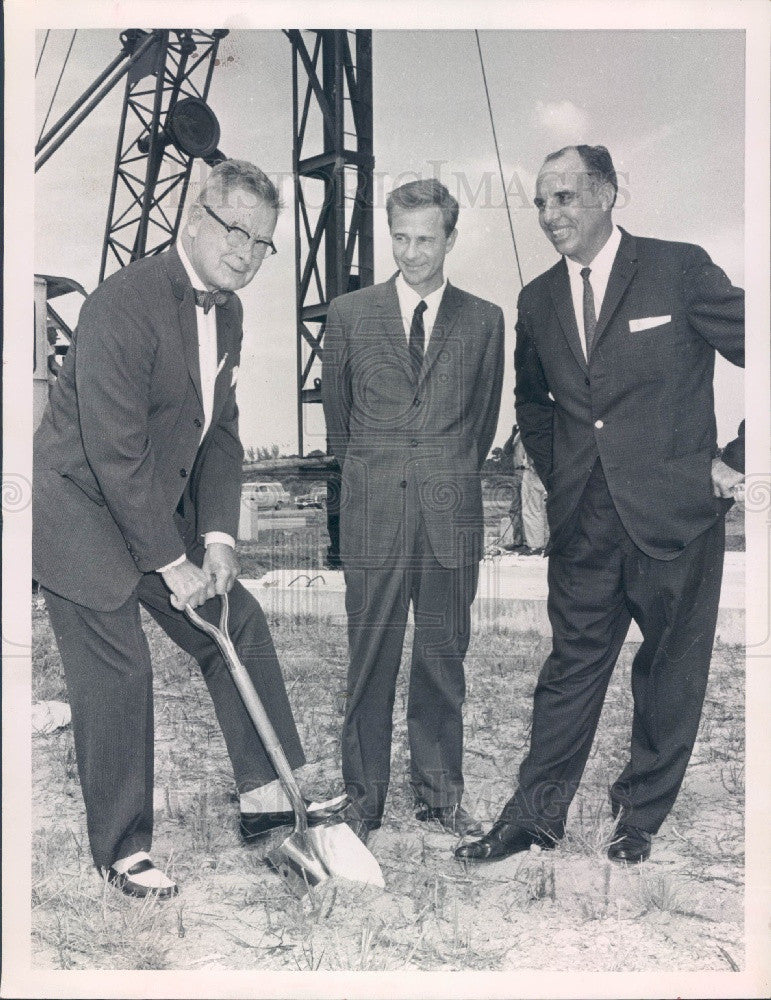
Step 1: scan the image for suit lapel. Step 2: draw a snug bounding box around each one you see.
[164,249,204,408]
[211,297,236,417]
[550,260,588,374]
[421,281,460,384]
[594,230,637,348]
[376,275,415,383]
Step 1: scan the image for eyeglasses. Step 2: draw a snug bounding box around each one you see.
[201,203,277,258]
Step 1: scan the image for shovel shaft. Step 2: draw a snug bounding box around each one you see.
[184,596,308,833]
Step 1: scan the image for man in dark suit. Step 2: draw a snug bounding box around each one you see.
[34,160,342,899]
[322,179,504,842]
[456,145,744,866]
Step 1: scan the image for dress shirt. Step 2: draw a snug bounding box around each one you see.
[564,225,622,357]
[395,272,447,348]
[159,243,235,572]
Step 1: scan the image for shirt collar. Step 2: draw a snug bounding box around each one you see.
[176,240,204,291]
[564,225,622,281]
[395,272,447,312]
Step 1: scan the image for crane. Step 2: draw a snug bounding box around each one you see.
[35,28,375,563]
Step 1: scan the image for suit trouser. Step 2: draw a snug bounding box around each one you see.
[42,572,305,870]
[502,459,725,837]
[341,520,480,826]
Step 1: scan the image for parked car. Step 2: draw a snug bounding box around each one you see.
[241,481,291,510]
[295,487,327,509]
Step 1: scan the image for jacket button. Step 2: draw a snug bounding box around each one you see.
[194,418,202,428]
[410,439,418,447]
[584,377,590,386]
[413,398,422,406]
[594,420,604,429]
[180,468,188,477]
[400,480,408,488]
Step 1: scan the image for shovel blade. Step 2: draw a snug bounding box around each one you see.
[307,822,385,889]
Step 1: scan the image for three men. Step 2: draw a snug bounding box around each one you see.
[33,160,341,899]
[322,180,504,841]
[457,145,744,866]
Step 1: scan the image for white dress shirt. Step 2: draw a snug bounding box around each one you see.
[564,225,622,357]
[395,272,447,348]
[159,244,235,572]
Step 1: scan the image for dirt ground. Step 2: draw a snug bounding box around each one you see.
[30,584,744,973]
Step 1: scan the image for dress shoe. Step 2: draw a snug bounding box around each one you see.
[454,821,556,862]
[344,815,371,846]
[240,793,348,841]
[607,824,652,864]
[415,803,483,837]
[106,858,178,900]
[338,802,373,845]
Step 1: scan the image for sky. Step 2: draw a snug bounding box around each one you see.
[34,27,746,454]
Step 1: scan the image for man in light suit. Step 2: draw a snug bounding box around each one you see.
[34,160,342,899]
[457,145,744,866]
[322,179,504,842]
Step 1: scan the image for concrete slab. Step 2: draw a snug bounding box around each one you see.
[241,551,745,646]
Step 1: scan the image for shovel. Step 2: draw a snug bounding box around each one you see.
[184,592,385,897]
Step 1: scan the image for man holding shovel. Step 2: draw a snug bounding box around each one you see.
[33,160,344,899]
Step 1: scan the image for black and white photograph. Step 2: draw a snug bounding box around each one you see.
[3,1,770,998]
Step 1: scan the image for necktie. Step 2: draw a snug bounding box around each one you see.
[194,288,231,315]
[408,300,428,381]
[580,267,597,357]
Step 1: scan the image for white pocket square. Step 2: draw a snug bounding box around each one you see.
[629,315,671,333]
[231,365,239,386]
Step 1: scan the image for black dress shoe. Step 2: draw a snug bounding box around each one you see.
[106,859,178,900]
[415,804,483,837]
[240,794,348,841]
[344,815,371,846]
[607,824,652,864]
[454,821,556,862]
[337,802,376,845]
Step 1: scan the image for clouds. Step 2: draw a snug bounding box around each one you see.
[533,100,590,141]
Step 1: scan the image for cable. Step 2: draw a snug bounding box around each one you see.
[35,29,50,78]
[38,29,77,147]
[474,30,525,288]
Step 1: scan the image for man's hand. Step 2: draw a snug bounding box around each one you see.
[161,559,215,610]
[203,542,240,595]
[711,457,744,499]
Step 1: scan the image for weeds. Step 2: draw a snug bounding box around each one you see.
[30,594,745,973]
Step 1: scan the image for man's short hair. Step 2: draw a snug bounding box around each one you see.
[544,144,618,207]
[386,179,459,236]
[198,159,282,213]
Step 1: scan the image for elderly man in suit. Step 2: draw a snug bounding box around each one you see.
[322,179,504,842]
[34,160,342,899]
[456,145,744,866]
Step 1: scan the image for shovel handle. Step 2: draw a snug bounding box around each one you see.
[183,594,308,832]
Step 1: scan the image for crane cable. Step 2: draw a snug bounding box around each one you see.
[35,29,50,78]
[474,30,525,289]
[38,29,78,147]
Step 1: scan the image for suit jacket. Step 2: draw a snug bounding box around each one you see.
[514,228,744,559]
[33,248,245,611]
[322,275,504,569]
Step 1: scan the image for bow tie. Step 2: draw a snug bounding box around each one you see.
[193,288,231,314]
